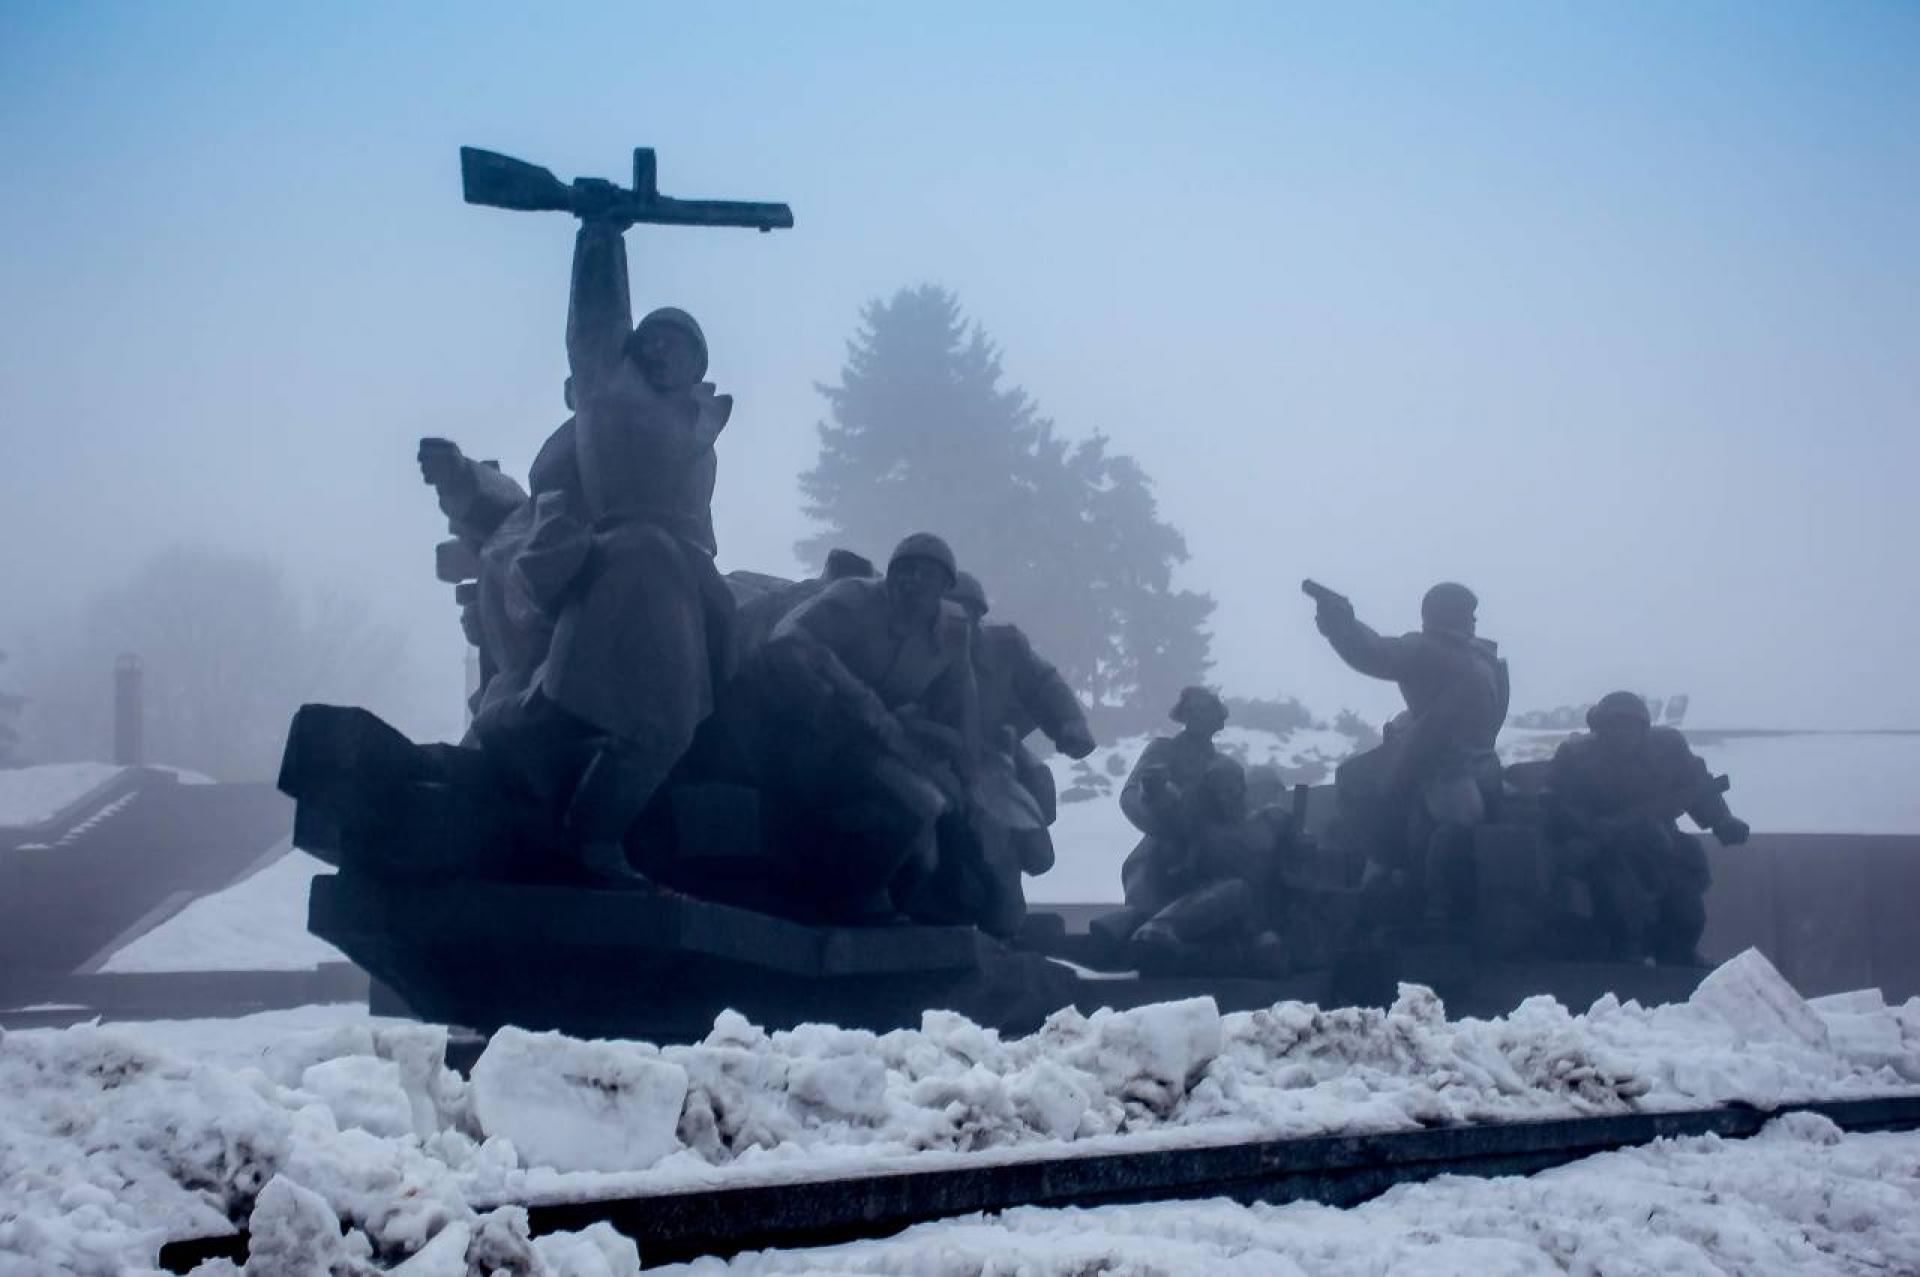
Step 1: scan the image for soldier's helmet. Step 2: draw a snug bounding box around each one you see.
[1421,582,1478,634]
[1170,685,1228,731]
[627,306,710,382]
[1586,691,1652,730]
[887,532,958,588]
[948,571,990,619]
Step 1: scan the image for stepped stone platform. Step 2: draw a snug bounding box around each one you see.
[313,873,1723,1042]
[0,769,293,988]
[310,873,1085,1041]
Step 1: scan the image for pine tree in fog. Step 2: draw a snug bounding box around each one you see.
[800,286,1213,725]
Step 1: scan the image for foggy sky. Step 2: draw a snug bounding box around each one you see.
[2,2,1916,743]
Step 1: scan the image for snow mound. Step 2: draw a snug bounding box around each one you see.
[4,952,1918,1273]
[685,1112,1920,1275]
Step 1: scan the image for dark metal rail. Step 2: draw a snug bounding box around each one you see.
[158,1093,1920,1272]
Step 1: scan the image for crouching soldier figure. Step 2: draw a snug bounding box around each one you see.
[1092,688,1283,970]
[742,533,983,925]
[1546,691,1749,965]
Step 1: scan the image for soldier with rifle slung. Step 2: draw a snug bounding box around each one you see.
[1545,691,1749,965]
[1304,580,1508,924]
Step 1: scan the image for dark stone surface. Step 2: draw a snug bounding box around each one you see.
[310,873,1079,1041]
[0,770,292,983]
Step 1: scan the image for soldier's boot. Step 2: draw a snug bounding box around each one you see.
[1128,919,1184,971]
[564,745,663,891]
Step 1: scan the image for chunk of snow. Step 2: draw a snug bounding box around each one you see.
[299,1056,415,1139]
[470,1027,689,1173]
[1689,947,1831,1052]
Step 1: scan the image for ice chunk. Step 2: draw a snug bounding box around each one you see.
[471,1028,689,1172]
[1809,988,1888,1016]
[301,1056,416,1139]
[241,1176,374,1275]
[261,1023,378,1088]
[533,1220,644,1277]
[1083,997,1222,1115]
[388,1222,471,1276]
[1689,949,1830,1051]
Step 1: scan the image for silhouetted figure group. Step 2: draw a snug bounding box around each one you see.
[290,166,1748,974]
[1301,580,1746,966]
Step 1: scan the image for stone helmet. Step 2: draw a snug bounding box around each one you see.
[625,306,709,383]
[1421,582,1478,634]
[1586,691,1652,730]
[887,532,958,588]
[1170,685,1228,730]
[948,570,990,618]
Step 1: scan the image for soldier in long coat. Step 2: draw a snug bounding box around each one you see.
[423,202,735,885]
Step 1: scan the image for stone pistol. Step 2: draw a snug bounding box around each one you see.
[1300,579,1352,613]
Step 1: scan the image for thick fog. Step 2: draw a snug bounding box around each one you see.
[2,4,1916,774]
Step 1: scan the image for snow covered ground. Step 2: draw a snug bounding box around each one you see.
[0,762,125,828]
[676,1112,1920,1275]
[3,950,1918,1274]
[101,845,345,973]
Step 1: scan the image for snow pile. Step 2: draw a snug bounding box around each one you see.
[4,951,1918,1273]
[684,1112,1920,1275]
[471,1028,690,1173]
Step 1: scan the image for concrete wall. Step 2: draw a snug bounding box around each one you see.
[1702,833,1920,1002]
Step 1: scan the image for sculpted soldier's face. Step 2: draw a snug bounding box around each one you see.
[634,324,704,394]
[887,557,949,619]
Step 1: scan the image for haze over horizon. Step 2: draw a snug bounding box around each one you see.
[3,2,1916,746]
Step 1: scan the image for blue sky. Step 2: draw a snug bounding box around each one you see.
[2,2,1916,734]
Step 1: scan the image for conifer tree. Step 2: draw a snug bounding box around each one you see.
[799,285,1213,722]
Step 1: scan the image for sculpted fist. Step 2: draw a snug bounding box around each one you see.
[1313,597,1355,637]
[417,437,467,490]
[1712,817,1751,847]
[1056,723,1097,761]
[571,177,633,227]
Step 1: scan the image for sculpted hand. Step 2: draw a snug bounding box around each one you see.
[1712,817,1751,847]
[1313,597,1355,636]
[417,437,468,490]
[571,177,633,227]
[1056,724,1097,760]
